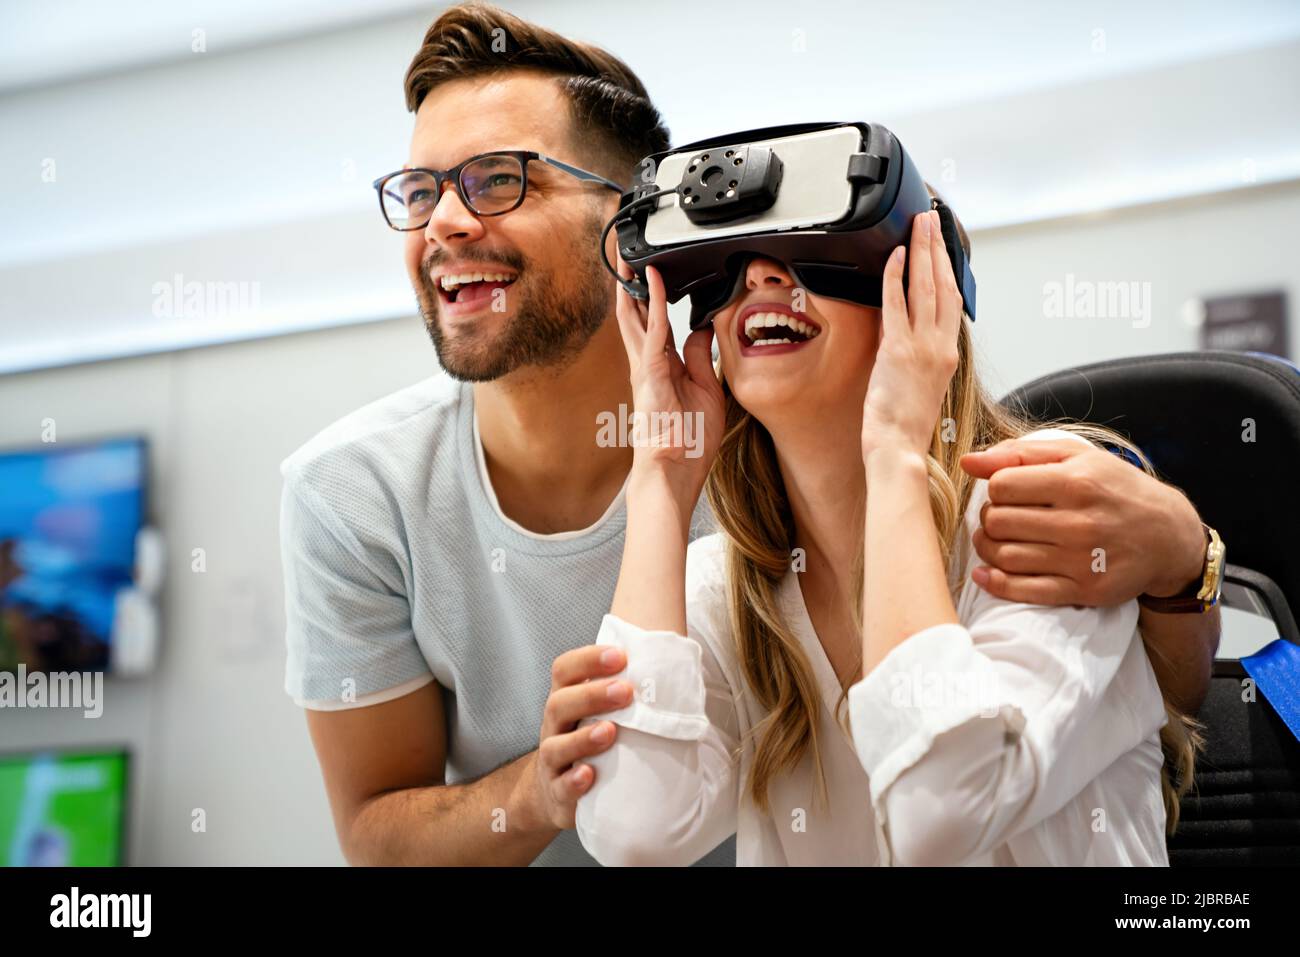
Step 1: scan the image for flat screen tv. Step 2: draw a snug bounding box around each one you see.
[0,748,129,866]
[0,437,147,674]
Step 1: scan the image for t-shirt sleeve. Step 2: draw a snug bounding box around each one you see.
[279,472,432,708]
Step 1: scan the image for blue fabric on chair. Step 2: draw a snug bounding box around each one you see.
[1243,638,1300,745]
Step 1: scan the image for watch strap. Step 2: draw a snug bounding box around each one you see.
[1137,523,1224,614]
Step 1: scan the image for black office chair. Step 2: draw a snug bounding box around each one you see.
[1000,350,1300,865]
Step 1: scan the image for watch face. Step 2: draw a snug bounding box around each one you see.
[1201,529,1225,603]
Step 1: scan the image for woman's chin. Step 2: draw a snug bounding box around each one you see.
[733,379,835,424]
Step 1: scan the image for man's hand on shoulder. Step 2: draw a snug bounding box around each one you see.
[960,434,1218,714]
[960,436,1205,606]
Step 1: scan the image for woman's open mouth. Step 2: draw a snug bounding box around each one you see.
[736,305,822,356]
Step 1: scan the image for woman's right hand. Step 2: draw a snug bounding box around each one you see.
[614,256,725,502]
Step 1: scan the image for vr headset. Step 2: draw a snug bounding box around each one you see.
[601,121,977,330]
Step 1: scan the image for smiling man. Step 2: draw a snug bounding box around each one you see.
[278,2,1219,866]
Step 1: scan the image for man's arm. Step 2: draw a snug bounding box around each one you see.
[305,680,555,866]
[1132,490,1222,715]
[304,645,632,866]
[960,435,1219,714]
[1134,604,1220,715]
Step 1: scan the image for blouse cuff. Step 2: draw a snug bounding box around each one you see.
[848,621,1026,807]
[589,613,711,741]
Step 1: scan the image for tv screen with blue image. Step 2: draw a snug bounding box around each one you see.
[0,437,146,674]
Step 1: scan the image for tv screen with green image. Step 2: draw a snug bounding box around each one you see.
[0,749,127,866]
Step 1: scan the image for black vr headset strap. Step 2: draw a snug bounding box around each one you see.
[932,199,977,321]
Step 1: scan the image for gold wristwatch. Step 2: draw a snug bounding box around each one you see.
[1137,523,1225,614]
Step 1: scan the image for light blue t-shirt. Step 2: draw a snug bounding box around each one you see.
[279,374,734,866]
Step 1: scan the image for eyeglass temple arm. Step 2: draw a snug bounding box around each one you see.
[536,154,625,193]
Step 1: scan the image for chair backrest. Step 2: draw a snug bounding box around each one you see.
[1000,350,1300,865]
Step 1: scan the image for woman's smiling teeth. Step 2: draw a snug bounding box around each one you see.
[743,311,821,346]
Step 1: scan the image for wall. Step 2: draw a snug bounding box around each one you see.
[4,2,1297,371]
[0,317,430,865]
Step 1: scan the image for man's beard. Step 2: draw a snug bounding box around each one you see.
[416,211,611,382]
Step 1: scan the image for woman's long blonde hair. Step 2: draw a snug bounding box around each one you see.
[704,185,1202,834]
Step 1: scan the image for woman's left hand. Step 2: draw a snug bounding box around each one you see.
[861,209,964,461]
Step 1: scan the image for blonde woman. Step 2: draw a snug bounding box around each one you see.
[574,198,1199,866]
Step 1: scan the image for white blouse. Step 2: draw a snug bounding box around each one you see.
[575,429,1171,866]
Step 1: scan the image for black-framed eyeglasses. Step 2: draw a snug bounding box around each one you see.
[372,150,625,231]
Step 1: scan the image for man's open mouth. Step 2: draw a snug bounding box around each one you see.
[740,310,822,347]
[437,270,519,305]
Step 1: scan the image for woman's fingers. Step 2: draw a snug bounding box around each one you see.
[614,251,647,361]
[618,262,690,391]
[907,210,936,328]
[881,243,908,341]
[928,210,961,382]
[642,266,671,360]
[681,325,722,392]
[930,209,962,338]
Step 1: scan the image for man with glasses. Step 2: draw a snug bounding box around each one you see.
[280,4,723,867]
[280,3,1220,866]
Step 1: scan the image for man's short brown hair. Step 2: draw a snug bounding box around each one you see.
[404,2,670,183]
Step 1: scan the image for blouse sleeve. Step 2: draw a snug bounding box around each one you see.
[575,542,742,866]
[847,431,1169,866]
